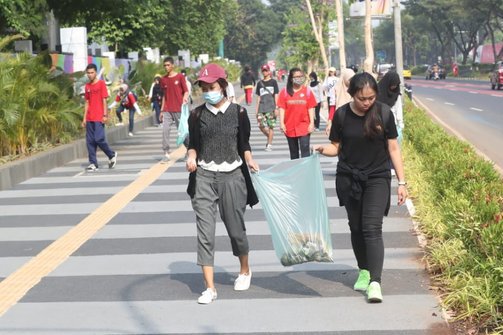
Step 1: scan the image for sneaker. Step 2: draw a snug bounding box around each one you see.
[197,288,217,304]
[115,122,124,126]
[265,144,272,152]
[108,152,118,169]
[161,152,170,163]
[367,281,383,303]
[234,270,252,291]
[128,132,134,137]
[86,164,98,171]
[353,269,370,292]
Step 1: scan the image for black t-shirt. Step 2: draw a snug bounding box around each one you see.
[255,79,279,96]
[329,103,398,171]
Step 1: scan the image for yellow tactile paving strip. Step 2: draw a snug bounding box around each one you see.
[0,145,187,316]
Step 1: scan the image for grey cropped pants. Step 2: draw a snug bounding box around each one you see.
[191,167,249,266]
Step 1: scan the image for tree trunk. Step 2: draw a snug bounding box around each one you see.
[487,21,497,64]
[363,0,374,74]
[335,0,346,70]
[305,0,329,74]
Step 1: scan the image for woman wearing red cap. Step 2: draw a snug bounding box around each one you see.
[186,63,260,304]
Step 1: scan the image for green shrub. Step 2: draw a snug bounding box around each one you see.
[402,100,503,332]
[0,51,81,157]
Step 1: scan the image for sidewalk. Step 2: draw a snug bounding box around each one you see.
[0,84,449,334]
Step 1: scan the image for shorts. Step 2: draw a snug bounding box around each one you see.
[258,112,276,129]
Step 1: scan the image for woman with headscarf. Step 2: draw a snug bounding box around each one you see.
[108,83,142,136]
[309,72,324,131]
[326,68,355,136]
[377,71,404,143]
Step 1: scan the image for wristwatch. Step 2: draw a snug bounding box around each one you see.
[398,181,407,186]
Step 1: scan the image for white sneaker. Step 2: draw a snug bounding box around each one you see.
[197,288,217,304]
[128,132,134,137]
[108,152,118,169]
[115,122,124,126]
[265,144,272,152]
[86,164,98,171]
[234,270,252,291]
[161,152,170,163]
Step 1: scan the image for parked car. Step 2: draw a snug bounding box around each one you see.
[403,65,412,80]
[490,61,503,90]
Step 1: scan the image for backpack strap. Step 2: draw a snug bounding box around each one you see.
[377,102,391,137]
[335,104,347,135]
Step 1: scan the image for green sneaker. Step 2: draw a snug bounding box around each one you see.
[367,281,383,303]
[353,269,370,291]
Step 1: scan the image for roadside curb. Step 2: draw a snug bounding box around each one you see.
[0,115,154,191]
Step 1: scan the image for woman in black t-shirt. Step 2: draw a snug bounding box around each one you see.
[314,72,408,303]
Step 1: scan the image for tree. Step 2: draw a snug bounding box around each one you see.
[164,0,227,56]
[405,0,490,65]
[278,7,320,70]
[0,0,48,37]
[305,0,329,73]
[224,0,282,72]
[362,0,374,73]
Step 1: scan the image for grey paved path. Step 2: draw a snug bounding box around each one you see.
[0,85,448,334]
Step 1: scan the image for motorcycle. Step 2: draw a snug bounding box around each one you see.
[433,68,440,80]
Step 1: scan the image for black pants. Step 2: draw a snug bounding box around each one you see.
[286,135,310,160]
[344,177,389,283]
[314,102,321,129]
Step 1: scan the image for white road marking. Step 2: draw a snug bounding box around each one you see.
[469,91,478,94]
[426,98,435,101]
[491,94,502,98]
[470,107,483,112]
[444,102,455,106]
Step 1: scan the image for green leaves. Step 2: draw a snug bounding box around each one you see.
[402,99,503,331]
[0,52,81,157]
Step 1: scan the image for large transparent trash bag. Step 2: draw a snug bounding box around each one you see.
[251,154,333,266]
[177,104,190,146]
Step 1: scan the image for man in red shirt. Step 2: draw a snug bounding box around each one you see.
[160,57,189,161]
[82,63,117,171]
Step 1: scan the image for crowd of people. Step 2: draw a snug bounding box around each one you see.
[81,60,407,306]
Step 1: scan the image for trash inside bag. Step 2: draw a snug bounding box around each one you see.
[251,154,333,266]
[176,103,189,146]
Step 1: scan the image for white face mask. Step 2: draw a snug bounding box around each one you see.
[293,77,306,86]
[203,91,223,105]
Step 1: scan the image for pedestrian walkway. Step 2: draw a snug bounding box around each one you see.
[0,85,449,334]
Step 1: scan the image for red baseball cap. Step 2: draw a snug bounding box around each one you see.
[195,63,227,84]
[261,64,270,71]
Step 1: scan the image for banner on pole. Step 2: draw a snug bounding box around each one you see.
[349,0,392,19]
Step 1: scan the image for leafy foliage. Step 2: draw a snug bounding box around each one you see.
[278,6,320,70]
[0,0,47,36]
[402,99,503,332]
[224,0,283,72]
[0,51,81,156]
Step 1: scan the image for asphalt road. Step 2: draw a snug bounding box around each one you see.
[409,77,503,173]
